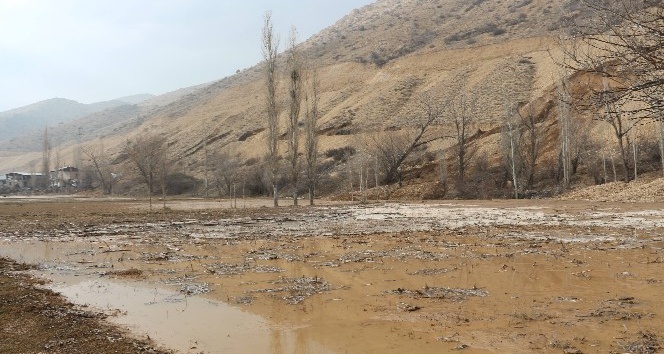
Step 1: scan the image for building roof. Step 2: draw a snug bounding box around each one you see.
[7,172,45,176]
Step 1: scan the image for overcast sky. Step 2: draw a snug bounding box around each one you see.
[0,0,373,112]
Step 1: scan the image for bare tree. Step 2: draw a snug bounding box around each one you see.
[558,1,663,182]
[595,79,644,181]
[304,70,320,205]
[503,101,521,198]
[82,141,114,194]
[370,94,442,184]
[447,92,477,190]
[438,149,448,190]
[262,11,281,207]
[41,127,51,190]
[286,27,303,206]
[561,0,663,116]
[125,134,167,210]
[518,104,544,190]
[557,77,573,187]
[158,148,173,209]
[211,149,239,199]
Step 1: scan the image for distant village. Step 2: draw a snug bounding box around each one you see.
[0,166,80,193]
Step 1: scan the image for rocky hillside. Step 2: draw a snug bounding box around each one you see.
[108,0,580,168]
[1,0,600,195]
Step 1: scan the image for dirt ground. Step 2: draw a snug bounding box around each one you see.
[0,196,663,354]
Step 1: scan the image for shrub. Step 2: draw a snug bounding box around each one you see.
[326,146,356,162]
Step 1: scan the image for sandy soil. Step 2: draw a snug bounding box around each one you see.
[0,197,663,354]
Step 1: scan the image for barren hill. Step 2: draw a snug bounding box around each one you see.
[0,0,601,197]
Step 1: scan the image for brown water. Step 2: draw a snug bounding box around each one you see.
[2,201,664,353]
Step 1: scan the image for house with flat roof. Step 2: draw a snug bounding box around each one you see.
[6,172,46,189]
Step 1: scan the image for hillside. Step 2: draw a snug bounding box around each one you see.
[0,98,99,142]
[0,88,200,155]
[0,95,156,151]
[0,0,620,198]
[97,0,577,174]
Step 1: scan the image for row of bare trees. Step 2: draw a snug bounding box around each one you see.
[261,11,321,207]
[560,0,663,182]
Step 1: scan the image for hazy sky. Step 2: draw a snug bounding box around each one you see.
[0,0,373,112]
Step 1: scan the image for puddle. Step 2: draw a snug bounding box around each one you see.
[44,273,334,354]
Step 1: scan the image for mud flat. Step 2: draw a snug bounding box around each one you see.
[1,198,663,353]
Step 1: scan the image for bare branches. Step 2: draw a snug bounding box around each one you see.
[287,27,302,206]
[447,92,478,190]
[560,0,663,114]
[304,70,320,205]
[82,142,113,194]
[262,11,280,207]
[371,94,443,185]
[124,134,168,210]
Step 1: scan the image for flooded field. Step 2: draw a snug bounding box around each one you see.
[1,198,663,353]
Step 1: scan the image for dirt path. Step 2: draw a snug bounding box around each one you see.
[0,197,663,353]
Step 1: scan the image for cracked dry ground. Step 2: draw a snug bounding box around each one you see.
[0,199,663,354]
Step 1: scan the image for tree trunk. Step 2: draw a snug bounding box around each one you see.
[617,135,630,182]
[659,118,664,177]
[273,183,279,207]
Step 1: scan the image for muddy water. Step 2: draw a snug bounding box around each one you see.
[0,242,336,354]
[2,201,664,353]
[49,276,278,354]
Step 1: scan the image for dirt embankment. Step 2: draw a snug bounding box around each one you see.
[561,176,664,203]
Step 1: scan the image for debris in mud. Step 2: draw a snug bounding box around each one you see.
[609,296,637,306]
[338,250,387,263]
[338,247,448,264]
[581,301,652,321]
[619,332,660,354]
[436,333,460,342]
[571,270,592,279]
[252,265,285,273]
[205,263,251,275]
[179,283,210,295]
[549,340,579,353]
[408,268,457,276]
[234,296,254,305]
[205,262,284,275]
[510,312,554,322]
[103,268,143,278]
[163,275,210,295]
[141,252,184,262]
[314,261,340,268]
[245,249,302,262]
[387,286,488,301]
[246,249,278,261]
[252,276,333,305]
[397,302,422,312]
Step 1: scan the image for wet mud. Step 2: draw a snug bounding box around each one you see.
[1,198,663,353]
